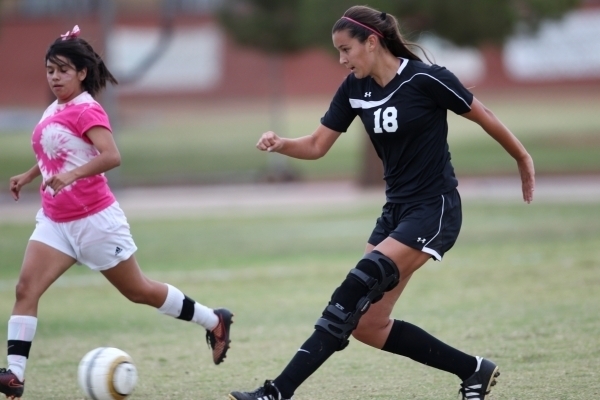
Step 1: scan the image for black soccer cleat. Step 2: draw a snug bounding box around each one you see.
[229,380,291,400]
[0,369,24,399]
[206,308,233,365]
[459,356,500,400]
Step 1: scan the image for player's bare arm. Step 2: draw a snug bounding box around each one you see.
[462,97,535,203]
[9,165,41,201]
[256,124,341,160]
[43,127,121,195]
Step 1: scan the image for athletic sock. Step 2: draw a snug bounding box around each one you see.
[7,315,37,382]
[157,284,218,330]
[273,329,340,399]
[382,320,477,381]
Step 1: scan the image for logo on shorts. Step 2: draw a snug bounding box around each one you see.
[115,246,123,256]
[417,237,426,243]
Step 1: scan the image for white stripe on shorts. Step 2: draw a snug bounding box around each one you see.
[422,194,445,261]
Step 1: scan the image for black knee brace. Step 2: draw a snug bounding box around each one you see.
[315,251,400,350]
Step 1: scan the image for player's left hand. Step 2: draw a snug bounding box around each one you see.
[517,155,535,203]
[43,171,77,196]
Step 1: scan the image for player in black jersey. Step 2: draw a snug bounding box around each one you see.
[229,5,535,400]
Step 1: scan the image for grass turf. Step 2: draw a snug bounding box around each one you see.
[0,199,598,399]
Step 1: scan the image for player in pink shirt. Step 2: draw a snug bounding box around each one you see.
[2,26,233,399]
[32,89,117,222]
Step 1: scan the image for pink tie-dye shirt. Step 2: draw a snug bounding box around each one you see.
[32,92,116,222]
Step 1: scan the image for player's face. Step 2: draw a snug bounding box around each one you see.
[46,56,86,104]
[333,29,375,79]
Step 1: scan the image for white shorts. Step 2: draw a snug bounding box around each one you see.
[29,202,138,271]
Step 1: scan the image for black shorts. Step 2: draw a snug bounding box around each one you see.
[367,189,462,261]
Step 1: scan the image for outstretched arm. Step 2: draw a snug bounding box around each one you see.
[461,97,535,203]
[256,124,342,160]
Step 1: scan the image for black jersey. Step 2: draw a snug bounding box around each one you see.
[321,59,473,203]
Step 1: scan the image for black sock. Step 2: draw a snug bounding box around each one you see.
[381,320,477,381]
[273,329,340,399]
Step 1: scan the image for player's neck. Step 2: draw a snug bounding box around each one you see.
[371,56,402,88]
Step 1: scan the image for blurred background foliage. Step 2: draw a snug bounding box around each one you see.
[218,0,583,52]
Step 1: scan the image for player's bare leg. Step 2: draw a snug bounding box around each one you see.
[1,241,75,399]
[101,256,233,364]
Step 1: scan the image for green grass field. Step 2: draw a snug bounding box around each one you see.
[0,198,598,399]
[0,86,598,398]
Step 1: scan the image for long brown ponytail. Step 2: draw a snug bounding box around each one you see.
[333,6,429,63]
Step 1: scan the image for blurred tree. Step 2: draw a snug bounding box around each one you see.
[220,0,582,52]
[218,0,353,182]
[386,0,583,46]
[219,0,348,52]
[218,0,583,185]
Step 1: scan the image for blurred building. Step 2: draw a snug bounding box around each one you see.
[1,0,600,110]
[0,0,349,109]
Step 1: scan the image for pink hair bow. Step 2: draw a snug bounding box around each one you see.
[60,25,81,41]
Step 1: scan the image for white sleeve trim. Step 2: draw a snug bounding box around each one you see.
[349,73,471,111]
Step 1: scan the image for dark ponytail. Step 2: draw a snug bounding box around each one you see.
[46,33,118,97]
[332,6,430,63]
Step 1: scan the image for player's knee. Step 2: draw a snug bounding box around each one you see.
[315,251,400,349]
[14,277,40,303]
[355,250,400,294]
[326,250,399,311]
[14,280,28,301]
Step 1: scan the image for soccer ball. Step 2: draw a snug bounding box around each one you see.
[78,347,138,400]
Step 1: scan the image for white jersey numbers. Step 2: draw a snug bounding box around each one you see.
[373,106,398,133]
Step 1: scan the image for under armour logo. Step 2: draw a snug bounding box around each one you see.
[115,246,123,255]
[364,92,371,97]
[417,237,426,243]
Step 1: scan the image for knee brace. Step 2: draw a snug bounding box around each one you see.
[315,251,400,350]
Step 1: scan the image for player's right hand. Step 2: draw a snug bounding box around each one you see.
[9,173,32,201]
[256,131,284,153]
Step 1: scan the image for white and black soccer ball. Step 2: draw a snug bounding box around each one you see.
[78,347,138,400]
